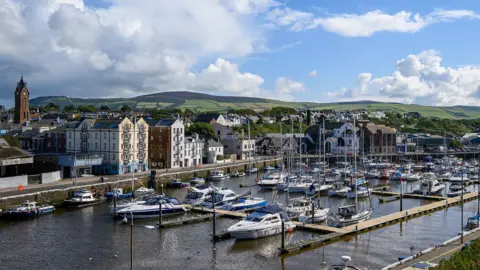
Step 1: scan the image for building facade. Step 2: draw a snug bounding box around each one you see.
[148,119,184,169]
[184,133,204,167]
[221,135,256,160]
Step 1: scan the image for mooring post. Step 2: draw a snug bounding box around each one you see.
[311,200,315,224]
[212,189,216,239]
[400,179,404,212]
[159,202,163,227]
[113,195,117,217]
[281,219,285,250]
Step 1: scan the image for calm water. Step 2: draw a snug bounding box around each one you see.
[1,172,479,270]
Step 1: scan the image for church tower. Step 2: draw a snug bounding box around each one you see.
[14,76,30,124]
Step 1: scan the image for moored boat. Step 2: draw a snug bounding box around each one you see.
[189,177,205,185]
[221,197,268,211]
[117,196,187,219]
[182,186,213,206]
[64,190,102,208]
[3,201,54,219]
[168,179,189,188]
[333,205,372,227]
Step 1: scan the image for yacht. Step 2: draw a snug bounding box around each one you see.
[110,194,156,215]
[306,183,334,196]
[286,179,318,193]
[182,186,213,206]
[3,201,54,219]
[221,197,268,211]
[346,186,372,199]
[117,196,187,219]
[334,205,372,227]
[439,171,452,180]
[264,165,275,171]
[168,179,189,188]
[258,172,288,189]
[298,207,330,223]
[135,187,155,196]
[285,198,312,219]
[230,171,245,178]
[209,170,228,181]
[189,177,205,186]
[419,178,445,195]
[248,167,259,174]
[328,183,351,197]
[64,190,101,208]
[449,172,469,183]
[201,189,238,208]
[227,205,295,240]
[364,169,379,178]
[446,184,470,197]
[105,188,132,200]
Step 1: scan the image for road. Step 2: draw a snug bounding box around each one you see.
[390,229,480,269]
[0,157,279,199]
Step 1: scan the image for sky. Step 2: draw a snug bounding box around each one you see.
[2,0,480,107]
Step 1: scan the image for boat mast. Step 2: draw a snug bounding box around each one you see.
[248,119,251,172]
[300,116,302,170]
[323,115,326,183]
[353,117,358,211]
[280,121,283,170]
[132,116,136,202]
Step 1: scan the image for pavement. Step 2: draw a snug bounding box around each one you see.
[0,157,279,199]
[390,229,480,270]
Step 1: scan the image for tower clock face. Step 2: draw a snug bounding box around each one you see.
[23,92,26,95]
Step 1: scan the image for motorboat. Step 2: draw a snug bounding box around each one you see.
[310,168,320,174]
[298,208,330,223]
[209,170,228,181]
[439,171,452,180]
[285,198,312,219]
[189,177,205,185]
[346,186,372,199]
[417,178,445,195]
[135,187,155,196]
[306,183,334,196]
[330,168,341,176]
[168,179,189,188]
[227,205,295,240]
[182,186,213,206]
[286,179,318,193]
[364,169,379,178]
[230,171,246,178]
[449,172,469,183]
[328,183,351,197]
[109,194,157,215]
[105,188,132,200]
[64,190,101,208]
[334,205,372,227]
[467,214,479,230]
[379,169,390,180]
[248,167,259,174]
[470,174,479,180]
[201,189,238,208]
[447,188,470,197]
[117,196,187,219]
[2,201,54,219]
[264,165,275,171]
[328,256,366,270]
[258,172,288,189]
[221,197,268,211]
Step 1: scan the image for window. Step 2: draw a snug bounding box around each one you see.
[104,143,106,150]
[112,133,115,138]
[95,133,98,139]
[69,142,72,148]
[95,143,98,149]
[104,133,107,139]
[112,143,116,149]
[68,132,72,139]
[112,154,115,160]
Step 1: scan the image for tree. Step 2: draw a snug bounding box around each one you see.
[449,139,463,149]
[186,123,215,140]
[120,105,132,113]
[99,105,110,111]
[44,102,60,112]
[63,104,75,112]
[256,117,264,124]
[306,110,312,125]
[183,108,194,116]
[77,105,97,113]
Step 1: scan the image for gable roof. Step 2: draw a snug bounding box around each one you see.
[195,114,221,123]
[147,119,178,127]
[207,139,223,147]
[93,119,123,129]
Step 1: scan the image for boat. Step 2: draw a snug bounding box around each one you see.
[346,186,372,199]
[105,188,132,200]
[189,177,205,185]
[264,165,275,171]
[109,194,157,215]
[221,197,268,211]
[286,179,318,193]
[230,171,245,178]
[248,167,259,174]
[330,168,341,176]
[201,189,238,208]
[64,190,102,208]
[379,169,390,180]
[285,198,312,219]
[168,179,189,188]
[227,205,295,240]
[439,171,452,180]
[182,186,213,206]
[118,196,187,219]
[467,214,479,229]
[306,183,334,196]
[446,184,470,197]
[298,207,330,223]
[328,183,351,197]
[449,172,469,182]
[334,205,372,227]
[417,177,445,195]
[257,172,288,189]
[328,256,366,270]
[135,187,155,196]
[209,170,228,181]
[2,201,54,219]
[470,174,479,180]
[364,169,379,178]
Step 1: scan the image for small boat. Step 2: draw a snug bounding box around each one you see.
[418,178,445,195]
[258,172,288,189]
[189,177,205,185]
[379,196,398,203]
[285,198,312,219]
[201,189,238,208]
[346,186,372,199]
[310,168,320,174]
[168,179,189,188]
[209,170,228,181]
[105,188,132,200]
[64,190,102,208]
[118,196,187,219]
[306,183,334,196]
[449,173,469,182]
[264,165,275,171]
[446,184,470,197]
[3,201,54,219]
[230,171,246,178]
[109,194,157,215]
[364,169,379,178]
[328,256,366,270]
[182,186,213,206]
[135,187,155,195]
[298,208,330,223]
[470,174,479,180]
[221,197,268,211]
[248,167,259,174]
[334,205,372,227]
[227,205,295,240]
[328,183,351,197]
[467,214,479,229]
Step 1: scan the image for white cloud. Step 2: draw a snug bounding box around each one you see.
[308,70,317,77]
[266,8,480,36]
[273,77,306,101]
[0,0,269,101]
[328,50,480,106]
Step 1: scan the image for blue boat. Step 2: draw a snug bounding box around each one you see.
[3,201,55,219]
[105,188,133,200]
[221,197,268,211]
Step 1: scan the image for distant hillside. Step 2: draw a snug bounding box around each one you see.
[29,91,480,119]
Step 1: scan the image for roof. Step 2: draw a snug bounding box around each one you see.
[0,146,33,159]
[195,114,221,123]
[207,139,223,147]
[41,113,69,120]
[16,76,28,93]
[365,123,397,134]
[147,119,178,127]
[93,119,122,129]
[44,127,66,133]
[16,130,39,139]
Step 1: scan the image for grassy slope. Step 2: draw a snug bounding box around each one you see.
[29,92,480,119]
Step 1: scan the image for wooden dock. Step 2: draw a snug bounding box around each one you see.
[371,190,445,201]
[280,232,345,254]
[191,207,247,219]
[158,214,219,228]
[293,222,349,234]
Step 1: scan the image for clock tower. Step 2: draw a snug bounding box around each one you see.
[14,76,30,124]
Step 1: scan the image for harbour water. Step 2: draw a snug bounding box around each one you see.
[0,172,479,269]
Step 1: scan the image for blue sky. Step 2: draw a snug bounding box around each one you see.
[2,0,480,107]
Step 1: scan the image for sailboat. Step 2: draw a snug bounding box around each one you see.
[333,117,372,226]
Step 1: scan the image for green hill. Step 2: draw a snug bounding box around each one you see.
[29,91,480,119]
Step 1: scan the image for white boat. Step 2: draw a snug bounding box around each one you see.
[201,189,238,208]
[182,186,212,206]
[118,196,187,219]
[286,180,318,193]
[419,179,445,195]
[227,205,295,240]
[298,208,330,223]
[364,169,379,178]
[258,172,288,189]
[64,190,101,208]
[447,188,470,197]
[328,256,366,270]
[330,168,341,176]
[264,165,275,171]
[135,187,155,195]
[328,183,351,197]
[248,167,259,174]
[405,172,422,181]
[449,172,469,182]
[334,205,372,227]
[230,171,246,178]
[310,168,320,174]
[346,187,372,199]
[221,197,268,211]
[306,183,334,196]
[285,198,312,219]
[189,177,205,185]
[209,170,228,181]
[110,194,157,215]
[470,174,479,180]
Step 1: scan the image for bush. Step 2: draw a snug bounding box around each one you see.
[216,155,224,161]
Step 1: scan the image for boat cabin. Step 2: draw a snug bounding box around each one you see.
[337,205,358,218]
[145,196,180,206]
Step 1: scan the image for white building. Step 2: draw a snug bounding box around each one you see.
[221,135,256,160]
[205,139,224,164]
[325,122,359,155]
[184,133,204,167]
[66,117,149,175]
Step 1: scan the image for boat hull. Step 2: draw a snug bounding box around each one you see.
[118,208,186,219]
[223,200,268,211]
